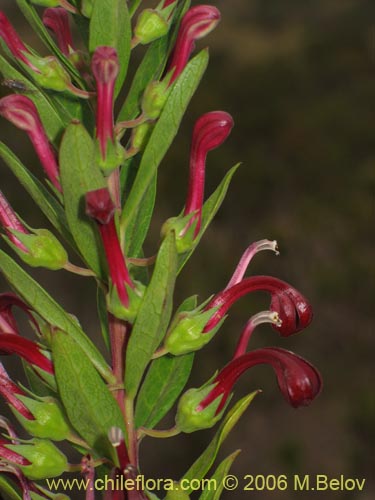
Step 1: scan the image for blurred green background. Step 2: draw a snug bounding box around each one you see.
[1,0,374,499]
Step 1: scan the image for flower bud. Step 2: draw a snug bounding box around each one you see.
[141,80,171,120]
[7,228,68,270]
[134,9,169,45]
[6,439,67,480]
[12,395,71,441]
[130,122,152,152]
[42,8,74,57]
[175,382,226,433]
[81,0,94,18]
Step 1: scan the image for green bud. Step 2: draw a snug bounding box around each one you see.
[131,122,152,152]
[12,395,71,441]
[176,383,227,433]
[165,486,191,500]
[165,308,223,356]
[26,55,71,92]
[107,280,145,323]
[134,9,169,45]
[161,214,197,254]
[141,80,171,120]
[81,0,94,18]
[8,228,68,270]
[7,439,67,480]
[96,139,125,174]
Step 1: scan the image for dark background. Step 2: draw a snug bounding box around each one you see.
[1,1,374,499]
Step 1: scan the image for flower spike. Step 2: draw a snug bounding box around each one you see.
[176,347,322,432]
[0,96,61,191]
[167,5,221,84]
[42,8,74,57]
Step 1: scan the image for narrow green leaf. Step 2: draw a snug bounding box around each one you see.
[182,392,258,491]
[0,251,113,383]
[0,54,64,143]
[135,353,194,429]
[126,173,157,258]
[199,451,241,500]
[125,231,178,397]
[178,164,240,273]
[121,49,209,240]
[52,331,124,459]
[59,122,107,278]
[89,0,131,95]
[0,142,75,249]
[0,477,22,500]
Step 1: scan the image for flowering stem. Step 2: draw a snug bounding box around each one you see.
[115,114,147,135]
[63,262,96,277]
[137,426,180,440]
[124,396,137,466]
[108,314,128,418]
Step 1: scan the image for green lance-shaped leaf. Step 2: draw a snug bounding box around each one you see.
[89,0,131,96]
[0,55,65,143]
[0,142,75,249]
[135,295,197,429]
[181,392,258,494]
[0,476,22,500]
[121,49,209,254]
[178,164,240,273]
[59,122,107,278]
[51,330,124,460]
[0,251,113,383]
[198,450,241,500]
[125,230,178,398]
[135,353,194,429]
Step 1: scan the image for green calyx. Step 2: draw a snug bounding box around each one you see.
[142,80,171,120]
[175,383,227,433]
[96,139,125,174]
[81,0,94,18]
[161,213,198,255]
[134,9,169,45]
[25,55,71,92]
[12,395,71,441]
[131,122,152,152]
[107,280,145,322]
[165,307,223,356]
[7,229,68,270]
[7,439,68,480]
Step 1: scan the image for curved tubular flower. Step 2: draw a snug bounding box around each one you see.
[225,239,279,289]
[199,347,322,414]
[167,5,221,84]
[183,111,234,236]
[91,46,119,162]
[0,96,61,191]
[0,293,41,337]
[42,8,74,57]
[0,463,32,500]
[0,190,29,252]
[0,363,34,420]
[0,334,53,374]
[203,275,313,336]
[85,187,134,308]
[0,12,39,71]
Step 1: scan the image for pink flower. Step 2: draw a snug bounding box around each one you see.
[0,190,29,252]
[91,47,119,161]
[85,188,134,307]
[0,292,40,336]
[203,275,313,335]
[0,96,61,191]
[42,8,74,57]
[0,363,34,420]
[183,111,233,236]
[0,12,39,71]
[167,5,220,84]
[199,347,322,414]
[0,334,53,374]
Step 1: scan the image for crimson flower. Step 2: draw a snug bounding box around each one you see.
[167,5,220,84]
[0,96,61,191]
[42,8,74,57]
